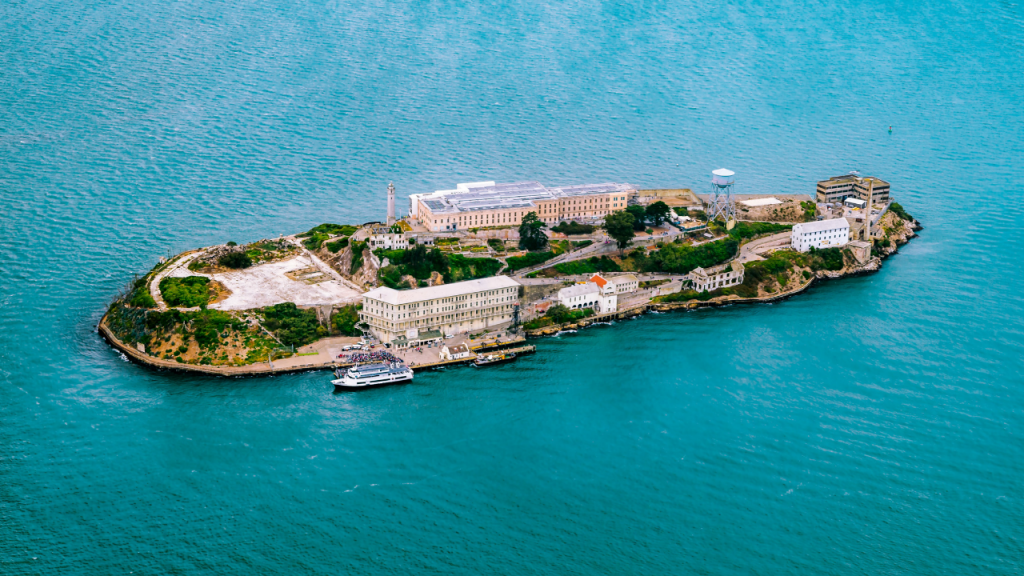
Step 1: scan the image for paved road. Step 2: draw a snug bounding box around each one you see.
[736,232,792,263]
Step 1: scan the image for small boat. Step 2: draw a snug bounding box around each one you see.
[473,352,517,367]
[332,362,414,390]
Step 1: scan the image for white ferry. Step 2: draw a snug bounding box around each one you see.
[332,362,414,390]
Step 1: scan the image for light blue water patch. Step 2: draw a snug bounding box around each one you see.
[1,0,1022,573]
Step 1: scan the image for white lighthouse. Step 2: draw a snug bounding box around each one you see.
[387,182,396,226]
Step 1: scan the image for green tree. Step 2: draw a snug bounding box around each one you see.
[219,251,252,269]
[604,211,636,254]
[518,211,548,251]
[645,201,672,226]
[625,205,647,231]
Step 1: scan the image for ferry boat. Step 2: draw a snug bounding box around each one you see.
[473,352,517,367]
[332,362,414,389]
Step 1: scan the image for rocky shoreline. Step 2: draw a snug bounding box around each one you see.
[525,215,920,337]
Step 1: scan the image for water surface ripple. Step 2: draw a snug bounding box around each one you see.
[1,0,1022,573]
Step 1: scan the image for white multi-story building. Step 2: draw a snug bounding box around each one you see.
[557,282,616,313]
[360,276,521,347]
[590,273,638,295]
[689,261,744,293]
[367,226,410,250]
[413,180,637,232]
[791,218,850,252]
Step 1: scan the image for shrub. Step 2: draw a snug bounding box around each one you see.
[553,256,622,276]
[298,223,357,238]
[261,303,325,348]
[219,251,252,269]
[815,247,845,271]
[302,232,330,250]
[890,202,913,222]
[727,221,791,241]
[641,238,738,274]
[159,276,212,308]
[350,241,367,272]
[445,254,502,283]
[506,251,555,272]
[487,238,505,252]
[128,277,157,308]
[227,241,237,247]
[551,221,596,235]
[326,237,349,253]
[191,309,239,348]
[331,304,362,336]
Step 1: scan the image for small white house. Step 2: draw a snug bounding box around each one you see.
[557,282,616,313]
[439,343,471,360]
[791,218,850,252]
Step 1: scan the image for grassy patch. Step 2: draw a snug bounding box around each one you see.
[506,251,556,272]
[800,201,816,222]
[487,238,505,252]
[728,221,792,241]
[553,256,622,276]
[159,276,212,308]
[326,237,349,253]
[297,223,358,238]
[632,238,739,274]
[376,245,502,288]
[302,233,330,250]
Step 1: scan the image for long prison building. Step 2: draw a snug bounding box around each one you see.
[409,181,637,232]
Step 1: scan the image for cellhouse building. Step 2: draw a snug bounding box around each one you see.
[408,180,636,232]
[791,218,850,252]
[359,276,521,347]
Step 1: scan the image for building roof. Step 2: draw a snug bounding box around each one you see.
[363,275,521,305]
[418,180,635,214]
[558,282,599,299]
[589,274,608,288]
[448,343,470,354]
[857,176,890,187]
[608,274,638,285]
[793,218,850,234]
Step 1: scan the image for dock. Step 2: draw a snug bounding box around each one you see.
[410,345,536,371]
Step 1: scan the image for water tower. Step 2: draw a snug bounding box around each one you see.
[708,168,736,224]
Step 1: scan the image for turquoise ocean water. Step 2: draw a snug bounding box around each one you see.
[2,0,1023,573]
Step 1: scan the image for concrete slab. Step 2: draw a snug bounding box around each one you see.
[166,255,363,310]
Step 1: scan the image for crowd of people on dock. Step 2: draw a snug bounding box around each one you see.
[341,350,401,364]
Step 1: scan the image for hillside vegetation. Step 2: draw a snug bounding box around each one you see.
[376,245,502,289]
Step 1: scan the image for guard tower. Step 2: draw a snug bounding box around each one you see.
[708,168,736,224]
[386,182,396,226]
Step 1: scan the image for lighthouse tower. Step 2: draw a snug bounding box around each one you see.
[387,182,396,226]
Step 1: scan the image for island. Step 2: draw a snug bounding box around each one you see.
[99,173,921,376]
